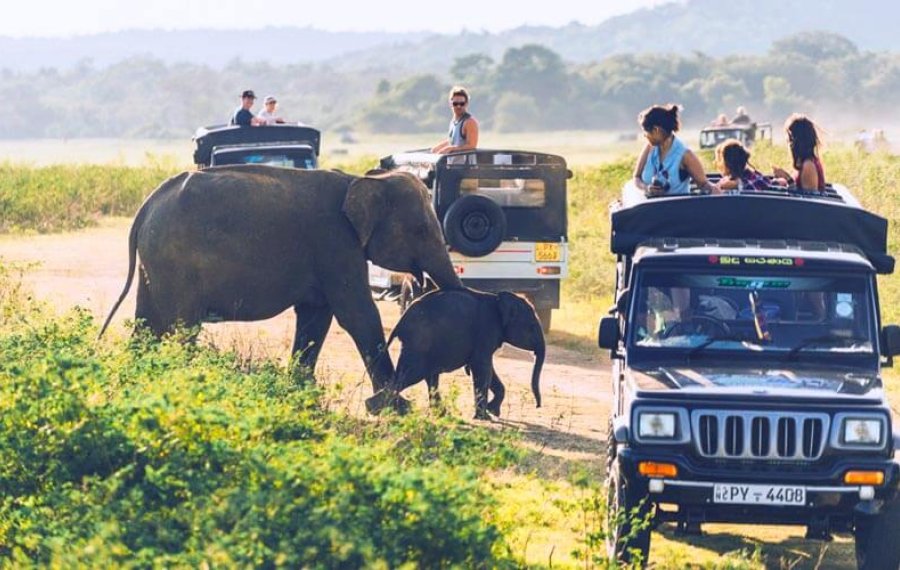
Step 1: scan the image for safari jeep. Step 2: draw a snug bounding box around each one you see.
[699,122,772,150]
[598,180,900,568]
[369,149,569,332]
[192,124,320,169]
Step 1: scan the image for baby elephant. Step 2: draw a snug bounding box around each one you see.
[386,288,544,419]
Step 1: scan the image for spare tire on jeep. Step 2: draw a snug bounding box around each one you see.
[443,194,506,257]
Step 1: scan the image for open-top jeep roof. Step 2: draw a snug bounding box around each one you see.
[611,180,893,274]
[193,124,321,168]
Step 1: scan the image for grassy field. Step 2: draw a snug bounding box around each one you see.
[1,136,900,567]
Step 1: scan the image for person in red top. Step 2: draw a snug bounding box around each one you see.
[773,114,826,191]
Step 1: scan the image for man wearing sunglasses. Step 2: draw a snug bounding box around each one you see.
[431,86,479,160]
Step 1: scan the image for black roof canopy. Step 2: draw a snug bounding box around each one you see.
[611,183,894,274]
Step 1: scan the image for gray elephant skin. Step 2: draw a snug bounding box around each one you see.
[99,165,462,394]
[381,288,544,419]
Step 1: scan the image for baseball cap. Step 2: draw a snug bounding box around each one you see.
[264,95,277,104]
[241,90,256,99]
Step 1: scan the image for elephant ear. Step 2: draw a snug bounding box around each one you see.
[342,176,388,247]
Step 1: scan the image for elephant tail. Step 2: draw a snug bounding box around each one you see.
[97,172,186,338]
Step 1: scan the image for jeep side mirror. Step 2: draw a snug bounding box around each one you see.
[598,317,620,350]
[881,325,900,358]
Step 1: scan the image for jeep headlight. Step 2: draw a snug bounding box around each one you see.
[638,412,677,439]
[843,418,883,445]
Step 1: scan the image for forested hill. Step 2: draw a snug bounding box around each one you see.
[0,0,895,73]
[329,0,900,73]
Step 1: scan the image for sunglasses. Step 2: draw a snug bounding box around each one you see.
[451,101,467,107]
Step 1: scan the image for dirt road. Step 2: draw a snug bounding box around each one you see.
[0,218,610,458]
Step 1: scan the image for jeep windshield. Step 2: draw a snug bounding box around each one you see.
[629,267,877,363]
[211,147,316,169]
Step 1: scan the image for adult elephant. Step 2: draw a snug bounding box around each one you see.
[99,165,463,402]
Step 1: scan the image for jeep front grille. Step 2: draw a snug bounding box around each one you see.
[692,411,830,461]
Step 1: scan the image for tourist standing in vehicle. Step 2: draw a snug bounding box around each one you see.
[714,139,770,192]
[230,90,265,127]
[258,95,286,125]
[634,104,715,196]
[773,114,825,191]
[431,86,479,161]
[731,106,751,124]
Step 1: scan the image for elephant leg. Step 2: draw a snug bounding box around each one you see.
[470,358,494,421]
[292,303,334,372]
[487,368,505,417]
[135,270,171,337]
[425,373,442,409]
[328,291,394,391]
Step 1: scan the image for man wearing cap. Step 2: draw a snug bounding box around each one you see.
[230,90,265,127]
[258,95,286,125]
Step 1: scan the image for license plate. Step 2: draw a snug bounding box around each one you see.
[713,484,806,506]
[535,243,561,262]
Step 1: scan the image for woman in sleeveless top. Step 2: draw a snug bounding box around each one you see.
[633,104,716,197]
[773,114,826,191]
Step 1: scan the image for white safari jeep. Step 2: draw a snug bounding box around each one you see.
[369,149,570,332]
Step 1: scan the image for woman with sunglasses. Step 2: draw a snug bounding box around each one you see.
[773,114,825,191]
[633,104,715,197]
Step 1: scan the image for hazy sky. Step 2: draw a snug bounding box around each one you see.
[3,0,675,37]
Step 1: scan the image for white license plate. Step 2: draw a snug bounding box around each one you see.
[713,484,806,506]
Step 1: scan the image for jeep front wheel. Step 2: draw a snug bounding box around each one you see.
[854,497,900,569]
[605,429,652,566]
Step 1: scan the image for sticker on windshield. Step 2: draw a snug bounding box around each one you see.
[717,277,791,289]
[709,256,802,267]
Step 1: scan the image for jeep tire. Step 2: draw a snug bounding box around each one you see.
[605,425,652,567]
[854,497,900,569]
[443,194,506,257]
[537,307,552,334]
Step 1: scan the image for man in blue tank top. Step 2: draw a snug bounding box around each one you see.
[431,86,479,162]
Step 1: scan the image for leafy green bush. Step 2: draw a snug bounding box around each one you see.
[0,286,521,567]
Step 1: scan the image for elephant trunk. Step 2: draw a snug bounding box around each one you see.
[531,338,545,408]
[424,252,463,290]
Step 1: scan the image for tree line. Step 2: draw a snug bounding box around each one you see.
[0,32,896,139]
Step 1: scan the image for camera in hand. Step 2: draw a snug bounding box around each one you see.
[649,174,670,192]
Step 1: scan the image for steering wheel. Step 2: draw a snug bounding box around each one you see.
[662,315,731,339]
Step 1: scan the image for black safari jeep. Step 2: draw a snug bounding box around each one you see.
[598,179,900,568]
[368,149,569,331]
[192,124,321,169]
[699,122,772,150]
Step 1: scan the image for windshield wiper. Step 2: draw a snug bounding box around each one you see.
[687,334,760,361]
[785,334,870,361]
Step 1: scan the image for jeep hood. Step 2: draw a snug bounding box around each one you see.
[629,365,883,397]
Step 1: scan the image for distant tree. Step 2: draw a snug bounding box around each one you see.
[376,79,391,95]
[493,45,568,103]
[771,32,859,61]
[450,53,494,86]
[493,93,541,132]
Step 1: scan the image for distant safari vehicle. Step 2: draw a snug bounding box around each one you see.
[368,149,570,332]
[699,122,772,150]
[192,124,321,169]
